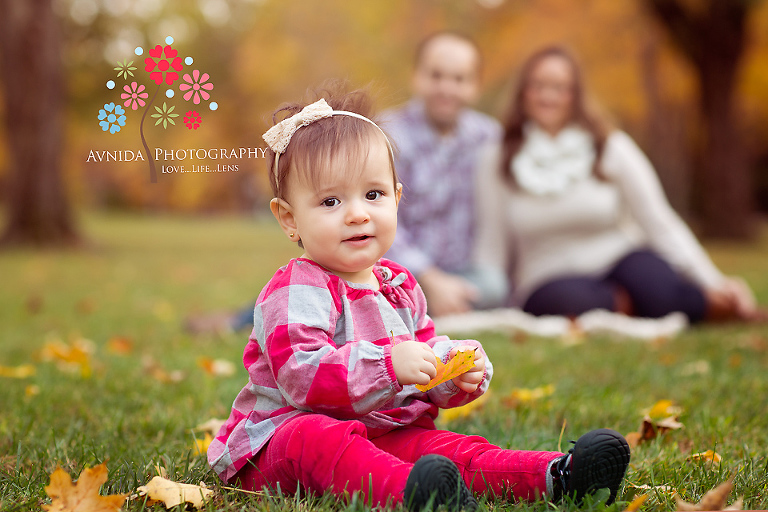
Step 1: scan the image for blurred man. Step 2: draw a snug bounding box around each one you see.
[383,31,505,316]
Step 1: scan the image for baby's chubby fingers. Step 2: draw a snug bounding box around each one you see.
[391,340,437,386]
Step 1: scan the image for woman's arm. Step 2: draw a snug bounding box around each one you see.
[604,132,757,318]
[603,132,724,288]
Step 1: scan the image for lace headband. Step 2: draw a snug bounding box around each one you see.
[262,98,394,195]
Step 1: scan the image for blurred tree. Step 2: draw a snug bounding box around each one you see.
[646,0,761,238]
[0,0,80,247]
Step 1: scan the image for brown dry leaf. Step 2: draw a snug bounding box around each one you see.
[626,401,684,448]
[43,463,126,512]
[197,357,236,377]
[502,384,555,409]
[106,337,133,355]
[689,449,722,465]
[675,477,742,511]
[415,348,476,392]
[0,364,36,378]
[25,384,41,397]
[137,476,214,509]
[622,493,648,512]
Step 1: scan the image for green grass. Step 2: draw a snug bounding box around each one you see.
[1,212,767,511]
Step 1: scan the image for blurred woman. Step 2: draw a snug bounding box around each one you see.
[474,45,757,323]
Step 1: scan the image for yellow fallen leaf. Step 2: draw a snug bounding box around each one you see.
[40,337,94,378]
[0,364,36,378]
[502,384,555,409]
[675,477,742,511]
[191,433,213,456]
[197,357,236,377]
[137,476,214,509]
[689,449,722,465]
[43,463,126,512]
[438,392,490,423]
[25,384,40,397]
[646,399,683,420]
[415,348,476,392]
[622,493,648,512]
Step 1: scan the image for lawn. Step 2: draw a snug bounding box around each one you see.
[1,212,767,511]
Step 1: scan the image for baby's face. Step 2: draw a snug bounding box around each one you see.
[287,138,400,283]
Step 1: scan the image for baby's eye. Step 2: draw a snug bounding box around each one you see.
[322,197,340,208]
[365,190,383,201]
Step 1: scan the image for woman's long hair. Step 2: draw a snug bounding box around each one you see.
[499,46,611,187]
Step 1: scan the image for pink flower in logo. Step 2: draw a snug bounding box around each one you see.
[184,110,202,130]
[179,70,213,105]
[121,81,149,110]
[144,44,183,85]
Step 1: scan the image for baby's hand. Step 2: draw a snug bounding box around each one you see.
[391,340,437,387]
[449,346,485,393]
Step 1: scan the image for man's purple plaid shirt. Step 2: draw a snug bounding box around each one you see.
[381,100,501,276]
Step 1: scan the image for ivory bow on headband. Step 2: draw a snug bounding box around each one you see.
[262,98,394,193]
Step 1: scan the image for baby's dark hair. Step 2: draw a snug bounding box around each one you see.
[265,81,398,200]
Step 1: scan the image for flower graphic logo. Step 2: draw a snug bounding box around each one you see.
[179,70,214,105]
[121,82,149,110]
[98,103,126,134]
[184,110,202,130]
[97,35,218,183]
[144,44,183,85]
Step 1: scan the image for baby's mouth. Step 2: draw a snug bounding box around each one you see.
[345,234,372,242]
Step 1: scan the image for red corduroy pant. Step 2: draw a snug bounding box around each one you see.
[234,414,562,506]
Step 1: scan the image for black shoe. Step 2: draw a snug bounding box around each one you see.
[404,454,478,511]
[550,428,630,505]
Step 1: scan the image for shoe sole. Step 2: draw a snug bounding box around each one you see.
[568,428,631,505]
[404,454,478,512]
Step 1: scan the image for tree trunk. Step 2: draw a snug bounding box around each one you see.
[0,0,80,247]
[646,0,755,238]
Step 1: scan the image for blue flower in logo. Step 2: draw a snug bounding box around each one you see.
[98,102,126,134]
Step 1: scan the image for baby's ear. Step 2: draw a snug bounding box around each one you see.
[270,198,298,241]
[395,183,403,206]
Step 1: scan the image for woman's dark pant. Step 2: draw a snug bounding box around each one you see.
[523,250,707,323]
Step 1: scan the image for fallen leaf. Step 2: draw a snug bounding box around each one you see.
[0,364,36,378]
[194,418,226,436]
[76,298,95,315]
[646,399,683,420]
[43,463,126,512]
[502,384,555,409]
[675,477,742,511]
[25,384,40,397]
[142,356,184,384]
[689,449,722,465]
[438,391,490,423]
[622,493,648,512]
[415,348,476,392]
[106,337,133,355]
[197,357,236,377]
[40,337,94,378]
[137,476,214,509]
[191,433,213,456]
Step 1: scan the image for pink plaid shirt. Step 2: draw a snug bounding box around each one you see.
[208,258,492,482]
